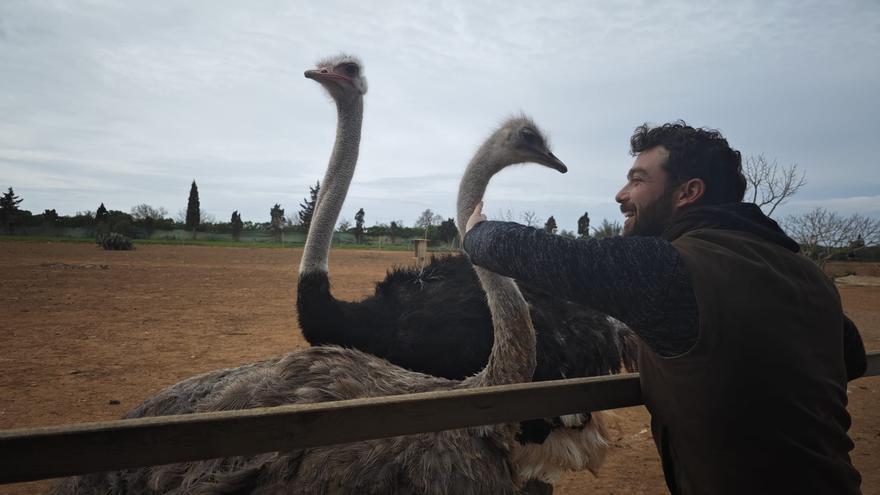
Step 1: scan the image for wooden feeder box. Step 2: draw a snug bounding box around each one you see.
[412,239,429,263]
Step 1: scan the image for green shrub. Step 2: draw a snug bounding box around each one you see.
[100,232,134,251]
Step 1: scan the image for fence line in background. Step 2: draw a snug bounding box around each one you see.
[2,351,878,485]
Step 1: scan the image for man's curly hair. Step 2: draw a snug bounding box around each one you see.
[630,121,746,205]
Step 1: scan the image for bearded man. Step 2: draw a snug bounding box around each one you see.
[463,122,866,495]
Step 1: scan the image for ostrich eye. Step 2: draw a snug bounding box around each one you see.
[521,129,539,145]
[343,64,359,77]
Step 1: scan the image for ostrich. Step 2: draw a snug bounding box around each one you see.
[295,57,632,483]
[49,60,574,495]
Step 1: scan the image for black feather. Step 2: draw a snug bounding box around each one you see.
[297,254,638,383]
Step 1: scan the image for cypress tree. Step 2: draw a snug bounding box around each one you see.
[186,180,200,238]
[544,215,557,234]
[0,187,23,234]
[298,181,320,231]
[270,203,285,243]
[354,208,365,243]
[95,203,109,224]
[577,212,590,239]
[231,210,243,241]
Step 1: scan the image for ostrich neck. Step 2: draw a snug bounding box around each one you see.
[456,141,497,235]
[458,145,537,388]
[299,98,363,275]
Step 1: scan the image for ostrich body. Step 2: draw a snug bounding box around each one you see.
[295,58,632,482]
[50,56,568,495]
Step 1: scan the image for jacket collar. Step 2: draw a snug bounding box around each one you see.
[661,202,800,253]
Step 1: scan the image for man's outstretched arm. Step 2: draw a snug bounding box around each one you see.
[463,219,699,358]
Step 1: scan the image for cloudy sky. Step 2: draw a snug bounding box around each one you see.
[1,1,878,231]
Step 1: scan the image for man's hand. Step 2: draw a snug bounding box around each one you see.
[466,201,487,233]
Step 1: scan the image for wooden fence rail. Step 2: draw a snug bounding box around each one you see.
[2,351,878,485]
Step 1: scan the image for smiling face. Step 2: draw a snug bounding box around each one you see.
[615,145,678,237]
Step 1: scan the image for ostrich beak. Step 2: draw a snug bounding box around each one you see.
[544,151,568,174]
[304,69,345,83]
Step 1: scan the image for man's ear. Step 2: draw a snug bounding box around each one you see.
[675,178,705,208]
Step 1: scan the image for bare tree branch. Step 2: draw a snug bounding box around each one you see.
[520,210,542,227]
[783,208,880,265]
[130,204,168,221]
[743,155,806,217]
[846,214,880,249]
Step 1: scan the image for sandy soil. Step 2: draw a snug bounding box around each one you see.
[1,241,877,494]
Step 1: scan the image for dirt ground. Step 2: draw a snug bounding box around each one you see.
[1,241,878,494]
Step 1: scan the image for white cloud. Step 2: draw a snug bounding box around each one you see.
[0,0,878,227]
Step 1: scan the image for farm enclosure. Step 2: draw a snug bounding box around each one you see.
[1,241,878,494]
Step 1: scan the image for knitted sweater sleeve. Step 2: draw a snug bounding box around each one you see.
[463,220,699,357]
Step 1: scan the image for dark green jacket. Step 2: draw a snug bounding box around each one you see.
[640,227,861,494]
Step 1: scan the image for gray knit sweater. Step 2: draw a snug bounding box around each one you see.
[463,221,699,357]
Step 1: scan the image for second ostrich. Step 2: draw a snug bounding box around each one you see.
[50,66,573,495]
[296,56,631,483]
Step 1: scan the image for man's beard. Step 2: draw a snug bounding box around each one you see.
[625,191,677,237]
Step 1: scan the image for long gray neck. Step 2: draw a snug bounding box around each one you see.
[456,140,498,235]
[299,98,363,275]
[458,143,536,388]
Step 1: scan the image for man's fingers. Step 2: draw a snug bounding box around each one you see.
[466,201,487,233]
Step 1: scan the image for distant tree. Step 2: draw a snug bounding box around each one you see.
[94,203,110,239]
[95,203,109,224]
[544,216,557,234]
[0,187,23,234]
[415,209,438,230]
[577,212,590,239]
[298,181,320,232]
[847,215,880,251]
[743,155,806,217]
[850,234,865,256]
[337,218,351,233]
[592,219,622,239]
[130,204,168,222]
[438,218,458,245]
[354,208,365,243]
[230,210,243,241]
[389,221,402,244]
[42,209,59,228]
[521,210,542,227]
[131,204,168,236]
[105,209,136,238]
[368,222,388,239]
[269,203,285,243]
[415,209,443,242]
[559,229,576,239]
[58,211,94,229]
[783,207,880,265]
[185,180,200,238]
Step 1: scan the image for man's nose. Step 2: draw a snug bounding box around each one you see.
[614,187,627,204]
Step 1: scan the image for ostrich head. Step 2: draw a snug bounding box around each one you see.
[486,116,568,175]
[304,54,368,105]
[458,116,568,237]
